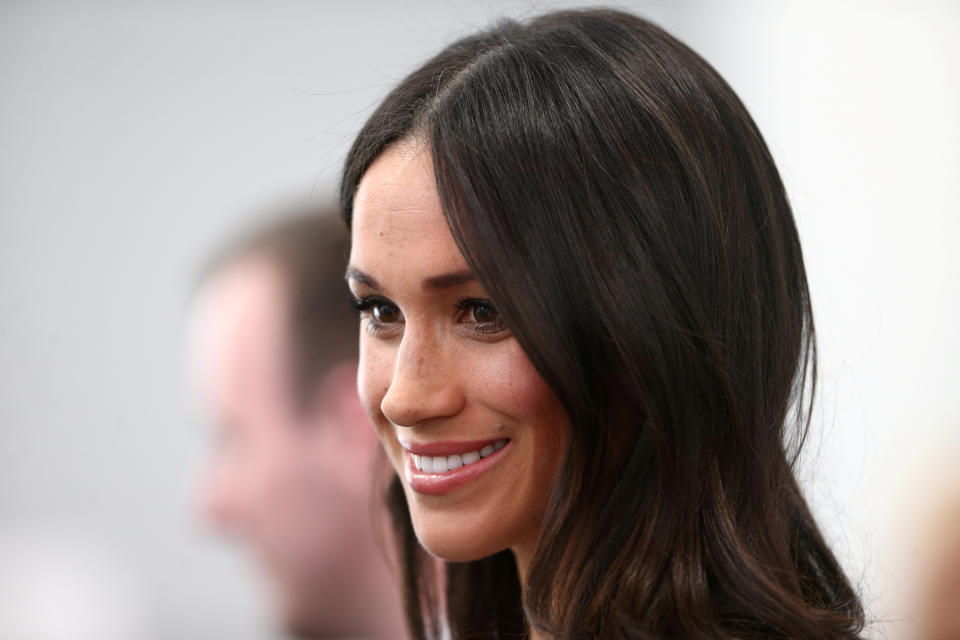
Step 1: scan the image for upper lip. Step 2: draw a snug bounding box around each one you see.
[398,437,508,456]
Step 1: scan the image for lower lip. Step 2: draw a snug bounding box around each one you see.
[404,441,511,496]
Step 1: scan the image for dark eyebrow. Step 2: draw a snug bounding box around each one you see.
[345,266,476,292]
[423,270,475,290]
[345,266,380,289]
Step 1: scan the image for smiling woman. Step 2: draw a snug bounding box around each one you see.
[341,7,864,640]
[348,141,568,570]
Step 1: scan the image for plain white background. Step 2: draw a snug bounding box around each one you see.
[1,1,957,638]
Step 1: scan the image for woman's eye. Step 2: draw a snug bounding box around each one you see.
[469,303,497,324]
[457,298,506,336]
[349,296,404,337]
[372,302,401,323]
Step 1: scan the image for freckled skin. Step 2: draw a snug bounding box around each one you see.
[348,140,569,565]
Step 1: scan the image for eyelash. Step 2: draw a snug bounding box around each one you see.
[348,295,506,337]
[349,295,395,337]
[455,297,506,335]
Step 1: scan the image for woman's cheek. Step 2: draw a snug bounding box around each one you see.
[357,337,408,481]
[481,340,556,415]
[357,338,393,434]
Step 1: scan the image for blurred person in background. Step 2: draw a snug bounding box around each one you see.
[895,453,960,640]
[915,496,960,640]
[188,208,406,639]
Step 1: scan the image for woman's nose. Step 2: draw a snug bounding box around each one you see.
[380,333,464,428]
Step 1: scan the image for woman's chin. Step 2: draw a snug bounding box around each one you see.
[409,510,512,563]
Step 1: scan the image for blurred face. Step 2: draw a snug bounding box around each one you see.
[347,140,568,565]
[191,255,374,635]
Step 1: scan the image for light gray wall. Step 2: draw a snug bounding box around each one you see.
[1,1,956,638]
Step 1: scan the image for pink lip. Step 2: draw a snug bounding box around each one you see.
[403,439,511,496]
[398,437,505,457]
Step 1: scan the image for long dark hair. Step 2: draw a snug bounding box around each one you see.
[341,8,864,639]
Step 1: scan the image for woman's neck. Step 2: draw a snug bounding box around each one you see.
[527,627,547,640]
[512,544,550,640]
[512,543,532,584]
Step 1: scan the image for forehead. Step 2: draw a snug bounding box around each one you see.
[350,141,467,278]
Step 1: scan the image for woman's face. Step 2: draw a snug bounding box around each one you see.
[347,140,568,563]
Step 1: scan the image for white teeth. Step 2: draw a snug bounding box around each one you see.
[410,439,509,474]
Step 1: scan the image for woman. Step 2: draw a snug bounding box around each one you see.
[342,7,865,639]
